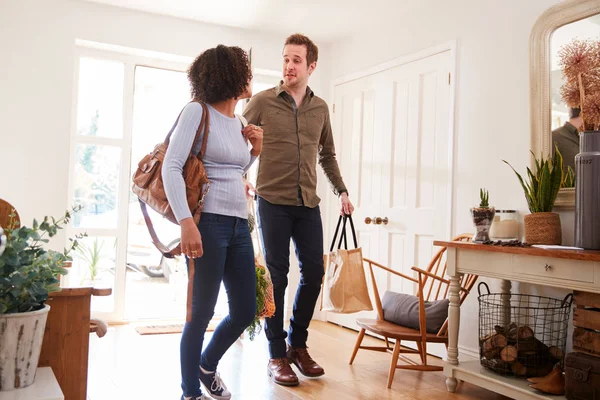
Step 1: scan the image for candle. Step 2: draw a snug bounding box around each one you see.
[490,210,519,240]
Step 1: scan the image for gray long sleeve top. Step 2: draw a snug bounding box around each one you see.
[162,102,256,222]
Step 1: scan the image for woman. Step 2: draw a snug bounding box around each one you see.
[162,45,263,400]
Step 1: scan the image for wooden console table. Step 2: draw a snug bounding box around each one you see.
[38,287,111,400]
[435,240,600,400]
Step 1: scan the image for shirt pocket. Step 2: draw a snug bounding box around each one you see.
[264,110,296,134]
[304,111,324,145]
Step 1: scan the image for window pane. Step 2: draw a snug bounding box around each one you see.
[131,66,190,166]
[71,236,117,312]
[77,58,124,138]
[73,144,121,228]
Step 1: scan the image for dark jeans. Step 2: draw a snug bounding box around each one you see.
[180,213,256,397]
[256,197,324,359]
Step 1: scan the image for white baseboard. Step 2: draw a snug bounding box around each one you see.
[457,345,479,361]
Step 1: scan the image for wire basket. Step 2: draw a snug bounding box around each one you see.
[478,282,573,377]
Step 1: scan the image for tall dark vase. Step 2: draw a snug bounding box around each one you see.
[575,130,600,250]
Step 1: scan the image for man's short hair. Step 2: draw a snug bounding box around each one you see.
[284,34,319,65]
[569,107,581,119]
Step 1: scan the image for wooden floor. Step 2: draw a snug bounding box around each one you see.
[87,320,509,400]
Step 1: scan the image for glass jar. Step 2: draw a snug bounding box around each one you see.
[489,210,519,241]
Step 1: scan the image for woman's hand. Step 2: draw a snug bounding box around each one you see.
[180,218,203,258]
[243,178,258,200]
[242,124,263,156]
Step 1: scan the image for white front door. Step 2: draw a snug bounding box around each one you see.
[326,50,454,358]
[326,74,383,327]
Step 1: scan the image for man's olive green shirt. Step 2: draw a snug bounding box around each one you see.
[243,82,347,207]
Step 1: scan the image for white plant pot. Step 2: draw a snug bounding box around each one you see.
[0,305,50,391]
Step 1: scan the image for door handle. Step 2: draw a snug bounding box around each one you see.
[365,217,389,225]
[373,217,389,225]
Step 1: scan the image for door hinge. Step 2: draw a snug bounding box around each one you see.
[448,72,451,85]
[333,104,336,113]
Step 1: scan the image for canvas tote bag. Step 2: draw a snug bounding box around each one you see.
[321,215,373,313]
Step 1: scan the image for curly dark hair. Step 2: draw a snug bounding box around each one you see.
[187,45,252,104]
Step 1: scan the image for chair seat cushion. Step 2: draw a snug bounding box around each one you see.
[381,291,449,334]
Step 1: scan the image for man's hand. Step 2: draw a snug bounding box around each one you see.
[243,178,258,200]
[340,192,354,216]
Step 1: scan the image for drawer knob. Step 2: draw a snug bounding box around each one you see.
[544,264,552,271]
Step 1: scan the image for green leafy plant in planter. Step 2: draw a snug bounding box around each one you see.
[0,206,85,314]
[0,206,85,391]
[471,188,495,243]
[503,147,564,244]
[76,237,109,285]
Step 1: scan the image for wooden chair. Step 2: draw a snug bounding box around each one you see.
[349,234,477,388]
[0,198,20,229]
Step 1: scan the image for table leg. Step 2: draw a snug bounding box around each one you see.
[446,273,461,393]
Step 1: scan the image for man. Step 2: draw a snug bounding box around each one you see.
[243,33,353,386]
[553,107,582,174]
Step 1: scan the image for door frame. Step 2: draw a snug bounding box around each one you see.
[316,41,459,321]
[66,44,191,323]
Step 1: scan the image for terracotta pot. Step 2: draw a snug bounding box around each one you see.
[524,212,562,245]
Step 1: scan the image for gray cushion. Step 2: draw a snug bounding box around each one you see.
[381,291,449,334]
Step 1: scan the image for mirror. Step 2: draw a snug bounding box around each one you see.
[530,0,600,208]
[551,15,600,181]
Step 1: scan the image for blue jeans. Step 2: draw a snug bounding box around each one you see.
[256,197,324,359]
[180,213,256,397]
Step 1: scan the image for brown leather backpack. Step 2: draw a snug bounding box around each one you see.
[132,101,210,259]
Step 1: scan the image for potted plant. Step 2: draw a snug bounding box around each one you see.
[471,189,495,243]
[76,237,110,285]
[503,149,564,245]
[0,207,83,391]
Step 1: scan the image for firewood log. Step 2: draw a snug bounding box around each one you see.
[483,334,508,352]
[483,348,500,360]
[500,345,518,363]
[511,361,527,376]
[517,326,534,340]
[507,322,518,341]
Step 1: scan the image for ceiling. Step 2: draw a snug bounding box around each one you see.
[80,0,397,42]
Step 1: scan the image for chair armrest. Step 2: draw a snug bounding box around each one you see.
[411,266,450,285]
[364,258,418,283]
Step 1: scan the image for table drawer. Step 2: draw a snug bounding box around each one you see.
[513,255,594,283]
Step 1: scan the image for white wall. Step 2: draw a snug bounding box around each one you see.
[327,0,576,356]
[0,0,330,236]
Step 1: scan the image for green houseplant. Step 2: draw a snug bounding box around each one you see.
[471,189,495,243]
[503,148,564,244]
[0,206,83,391]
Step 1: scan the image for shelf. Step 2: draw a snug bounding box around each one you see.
[445,361,565,400]
[1,367,63,400]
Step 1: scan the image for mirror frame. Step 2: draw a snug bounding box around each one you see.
[530,0,600,208]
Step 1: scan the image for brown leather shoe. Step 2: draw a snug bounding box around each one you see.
[287,346,325,377]
[267,358,299,386]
